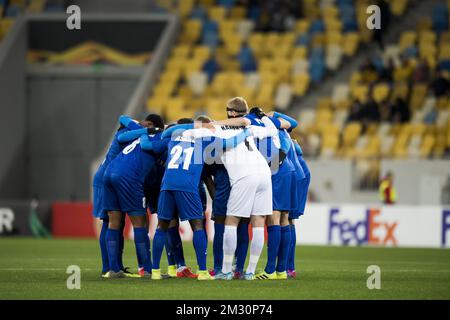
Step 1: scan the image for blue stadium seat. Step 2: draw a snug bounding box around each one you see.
[295,34,310,46]
[219,0,235,9]
[438,60,450,72]
[191,6,207,20]
[202,32,219,49]
[403,45,418,58]
[310,20,325,35]
[309,57,326,84]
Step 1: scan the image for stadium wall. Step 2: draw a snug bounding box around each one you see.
[0,16,28,199]
[308,159,450,205]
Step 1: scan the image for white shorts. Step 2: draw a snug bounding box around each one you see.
[226,173,273,218]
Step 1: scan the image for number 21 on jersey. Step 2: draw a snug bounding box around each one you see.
[168,145,194,170]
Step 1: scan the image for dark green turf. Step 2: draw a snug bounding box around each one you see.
[0,238,449,299]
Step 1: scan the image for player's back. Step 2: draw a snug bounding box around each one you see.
[107,133,163,183]
[214,125,271,184]
[161,130,210,193]
[93,127,128,186]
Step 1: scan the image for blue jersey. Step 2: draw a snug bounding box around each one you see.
[93,127,128,187]
[246,114,294,175]
[161,130,216,193]
[286,134,306,181]
[93,120,143,187]
[106,133,168,184]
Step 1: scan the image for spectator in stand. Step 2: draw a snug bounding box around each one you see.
[379,171,396,205]
[360,97,381,123]
[202,52,220,83]
[390,98,410,123]
[412,58,431,83]
[237,42,257,72]
[431,70,450,97]
[379,58,394,82]
[346,99,363,123]
[360,57,378,83]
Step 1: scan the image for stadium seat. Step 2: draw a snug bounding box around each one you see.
[343,122,362,147]
[292,73,310,97]
[372,83,391,103]
[188,72,208,95]
[274,84,293,111]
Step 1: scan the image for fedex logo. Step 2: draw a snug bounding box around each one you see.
[328,208,397,246]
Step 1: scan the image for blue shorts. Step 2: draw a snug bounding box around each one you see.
[272,171,293,211]
[158,190,204,222]
[103,172,147,216]
[93,185,107,219]
[289,173,310,219]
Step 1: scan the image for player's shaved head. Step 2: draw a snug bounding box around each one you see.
[195,115,213,123]
[226,97,248,118]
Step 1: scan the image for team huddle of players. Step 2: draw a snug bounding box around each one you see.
[92,97,310,281]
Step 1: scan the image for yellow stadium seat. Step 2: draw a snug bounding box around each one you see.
[343,122,362,147]
[420,133,436,158]
[391,0,408,16]
[153,82,175,98]
[182,20,202,43]
[295,19,311,34]
[291,46,308,60]
[439,44,450,60]
[410,84,428,110]
[165,98,189,122]
[351,85,369,103]
[292,73,310,97]
[392,82,409,100]
[326,31,343,46]
[316,109,333,123]
[171,45,191,59]
[230,6,246,19]
[399,31,417,50]
[372,83,391,103]
[208,6,227,22]
[0,18,15,39]
[147,96,168,114]
[192,46,211,61]
[342,32,360,56]
[178,0,194,17]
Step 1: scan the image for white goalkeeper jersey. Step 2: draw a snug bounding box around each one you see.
[214,117,277,184]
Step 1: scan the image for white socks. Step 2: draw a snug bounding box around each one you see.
[246,227,265,274]
[222,225,237,274]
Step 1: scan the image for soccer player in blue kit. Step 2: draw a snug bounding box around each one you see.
[287,140,311,278]
[92,114,152,277]
[102,114,167,278]
[144,118,205,279]
[150,121,251,280]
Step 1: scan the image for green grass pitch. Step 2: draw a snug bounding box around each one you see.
[0,238,449,299]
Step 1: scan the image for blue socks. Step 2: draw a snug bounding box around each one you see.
[288,224,297,271]
[99,219,109,273]
[165,236,176,266]
[133,227,152,273]
[118,223,125,270]
[265,225,281,274]
[106,228,121,272]
[235,223,249,272]
[193,229,207,271]
[168,226,185,267]
[152,229,167,270]
[213,223,225,272]
[276,226,291,273]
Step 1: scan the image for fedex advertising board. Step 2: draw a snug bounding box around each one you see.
[296,204,450,248]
